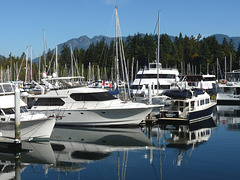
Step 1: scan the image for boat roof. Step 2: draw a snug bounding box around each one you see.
[0,95,26,108]
[137,68,179,75]
[32,86,109,98]
[41,76,84,81]
[163,88,207,100]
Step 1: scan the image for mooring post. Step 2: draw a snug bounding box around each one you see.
[148,84,152,105]
[15,86,21,143]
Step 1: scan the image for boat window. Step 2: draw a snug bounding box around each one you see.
[203,77,216,81]
[70,92,117,101]
[3,84,13,92]
[180,101,183,106]
[149,64,157,68]
[205,99,210,104]
[136,74,176,79]
[191,101,194,109]
[154,85,171,89]
[191,133,196,140]
[20,107,28,113]
[0,110,4,115]
[34,98,65,106]
[224,87,234,93]
[3,108,15,114]
[200,100,204,105]
[0,86,3,93]
[236,88,240,95]
[197,101,199,106]
[131,85,143,90]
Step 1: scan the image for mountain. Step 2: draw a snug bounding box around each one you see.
[211,34,240,50]
[56,35,127,52]
[0,55,5,59]
[57,34,240,52]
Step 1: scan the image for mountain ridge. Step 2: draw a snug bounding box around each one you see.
[54,33,240,53]
[1,34,240,60]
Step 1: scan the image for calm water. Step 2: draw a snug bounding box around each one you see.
[1,105,240,180]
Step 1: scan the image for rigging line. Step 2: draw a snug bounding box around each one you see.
[137,16,159,92]
[46,49,55,74]
[17,54,26,80]
[117,13,131,98]
[71,48,81,76]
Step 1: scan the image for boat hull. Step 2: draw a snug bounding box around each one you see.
[0,118,56,141]
[32,107,152,126]
[159,103,216,123]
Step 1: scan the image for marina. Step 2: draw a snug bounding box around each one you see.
[0,1,240,179]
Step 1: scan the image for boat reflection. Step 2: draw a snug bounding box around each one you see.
[47,126,155,172]
[217,105,240,131]
[150,117,217,167]
[0,141,55,180]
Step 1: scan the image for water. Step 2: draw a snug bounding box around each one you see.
[1,105,240,180]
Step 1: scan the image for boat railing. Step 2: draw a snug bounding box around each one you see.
[140,67,179,71]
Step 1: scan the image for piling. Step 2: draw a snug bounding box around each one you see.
[14,87,21,143]
[148,84,152,105]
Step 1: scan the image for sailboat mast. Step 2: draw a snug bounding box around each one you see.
[39,55,41,82]
[30,45,32,81]
[157,11,160,95]
[70,44,74,77]
[56,46,58,76]
[217,58,219,80]
[43,30,46,72]
[115,6,119,91]
[25,46,28,83]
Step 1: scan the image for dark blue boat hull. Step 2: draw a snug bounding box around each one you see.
[188,104,216,123]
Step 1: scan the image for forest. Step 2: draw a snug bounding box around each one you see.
[1,32,240,82]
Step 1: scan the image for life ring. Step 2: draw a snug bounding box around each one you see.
[221,79,226,84]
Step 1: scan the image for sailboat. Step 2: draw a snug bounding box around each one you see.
[131,11,179,104]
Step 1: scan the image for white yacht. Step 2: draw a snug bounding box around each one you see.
[158,88,216,123]
[131,62,179,97]
[180,74,217,96]
[217,70,240,105]
[0,83,55,141]
[29,86,153,126]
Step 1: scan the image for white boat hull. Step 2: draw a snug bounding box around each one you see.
[32,107,152,126]
[0,118,56,141]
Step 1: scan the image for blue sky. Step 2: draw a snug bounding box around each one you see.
[0,0,240,58]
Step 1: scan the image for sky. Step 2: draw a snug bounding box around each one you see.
[0,0,240,58]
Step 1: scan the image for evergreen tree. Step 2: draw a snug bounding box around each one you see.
[59,44,71,71]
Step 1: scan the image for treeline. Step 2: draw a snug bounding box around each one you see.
[1,33,240,82]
